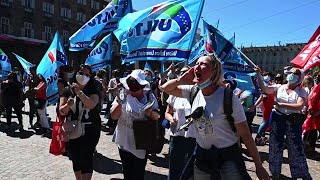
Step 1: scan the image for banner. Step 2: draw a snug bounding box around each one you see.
[37,32,68,105]
[85,34,112,72]
[69,0,132,51]
[0,48,12,78]
[114,0,204,62]
[12,53,34,75]
[291,26,320,71]
[203,20,233,62]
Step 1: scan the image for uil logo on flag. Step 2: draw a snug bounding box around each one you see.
[48,48,67,65]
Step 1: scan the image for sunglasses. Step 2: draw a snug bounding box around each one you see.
[77,71,90,77]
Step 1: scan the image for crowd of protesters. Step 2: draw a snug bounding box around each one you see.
[1,54,320,180]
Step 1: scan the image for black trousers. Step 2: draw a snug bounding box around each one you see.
[69,124,101,174]
[28,97,39,125]
[118,148,147,180]
[5,103,23,126]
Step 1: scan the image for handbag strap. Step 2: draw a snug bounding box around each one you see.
[78,103,86,122]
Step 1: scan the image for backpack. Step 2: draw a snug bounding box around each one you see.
[189,86,236,132]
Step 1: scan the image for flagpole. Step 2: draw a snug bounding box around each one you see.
[233,47,258,68]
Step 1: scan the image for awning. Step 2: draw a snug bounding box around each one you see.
[0,34,48,45]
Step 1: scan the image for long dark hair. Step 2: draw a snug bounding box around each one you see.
[72,64,95,88]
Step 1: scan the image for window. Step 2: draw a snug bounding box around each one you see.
[23,22,33,38]
[62,30,69,45]
[22,0,35,9]
[43,2,54,14]
[76,12,86,23]
[1,0,13,6]
[61,8,71,18]
[91,0,99,10]
[77,0,86,5]
[43,26,52,41]
[1,17,9,34]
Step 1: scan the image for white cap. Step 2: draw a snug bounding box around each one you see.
[120,69,150,90]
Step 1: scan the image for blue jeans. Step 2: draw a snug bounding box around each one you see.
[269,112,311,179]
[194,161,243,180]
[257,119,268,136]
[168,136,196,180]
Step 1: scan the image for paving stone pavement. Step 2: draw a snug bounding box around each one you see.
[0,103,320,180]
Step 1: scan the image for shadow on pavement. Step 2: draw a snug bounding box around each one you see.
[93,152,123,175]
[305,150,320,161]
[242,148,290,164]
[0,122,34,139]
[148,153,169,169]
[145,171,167,180]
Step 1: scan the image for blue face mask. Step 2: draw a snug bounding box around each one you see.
[263,76,270,82]
[197,78,212,89]
[286,73,299,84]
[145,76,152,82]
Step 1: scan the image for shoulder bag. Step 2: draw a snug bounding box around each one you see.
[62,105,86,141]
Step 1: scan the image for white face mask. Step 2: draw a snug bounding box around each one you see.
[76,75,90,85]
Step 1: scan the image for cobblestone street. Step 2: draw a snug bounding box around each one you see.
[1,104,320,180]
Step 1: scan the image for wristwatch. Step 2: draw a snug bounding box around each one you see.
[77,91,85,97]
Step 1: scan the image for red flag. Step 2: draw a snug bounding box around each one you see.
[291,26,320,70]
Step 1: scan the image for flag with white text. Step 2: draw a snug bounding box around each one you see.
[0,48,12,78]
[114,0,204,62]
[85,34,112,72]
[69,0,132,51]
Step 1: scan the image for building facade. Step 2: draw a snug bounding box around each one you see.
[0,0,118,68]
[242,43,306,73]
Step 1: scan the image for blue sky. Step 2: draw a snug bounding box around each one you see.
[133,0,320,48]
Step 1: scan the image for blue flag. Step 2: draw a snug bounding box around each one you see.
[188,38,206,65]
[229,33,235,45]
[161,62,166,74]
[12,53,34,75]
[69,0,132,51]
[0,48,12,79]
[223,46,259,91]
[37,32,68,105]
[203,20,233,62]
[85,34,112,72]
[144,61,152,72]
[114,0,204,62]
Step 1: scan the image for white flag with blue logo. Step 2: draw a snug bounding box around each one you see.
[0,48,12,79]
[114,0,204,62]
[69,0,132,51]
[85,34,112,72]
[37,32,68,105]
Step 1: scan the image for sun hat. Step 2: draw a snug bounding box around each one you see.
[120,69,150,90]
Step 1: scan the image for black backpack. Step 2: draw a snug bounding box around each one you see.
[189,86,236,132]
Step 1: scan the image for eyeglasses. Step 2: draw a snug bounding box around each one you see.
[77,71,90,77]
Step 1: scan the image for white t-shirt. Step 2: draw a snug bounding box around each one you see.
[273,84,307,114]
[108,78,118,101]
[113,92,159,159]
[180,85,246,149]
[166,95,196,138]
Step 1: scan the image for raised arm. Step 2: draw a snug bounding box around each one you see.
[160,67,195,97]
[254,67,276,95]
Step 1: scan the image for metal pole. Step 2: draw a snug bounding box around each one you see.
[234,47,258,68]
